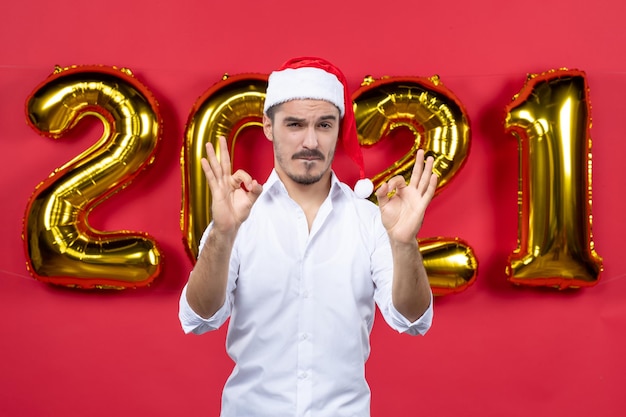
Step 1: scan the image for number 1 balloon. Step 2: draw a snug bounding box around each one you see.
[505,69,603,289]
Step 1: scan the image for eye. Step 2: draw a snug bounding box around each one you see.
[319,122,332,129]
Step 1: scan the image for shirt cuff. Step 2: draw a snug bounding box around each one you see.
[389,291,434,336]
[178,284,230,335]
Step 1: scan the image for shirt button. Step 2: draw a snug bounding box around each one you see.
[299,371,308,379]
[300,333,308,341]
[302,290,310,298]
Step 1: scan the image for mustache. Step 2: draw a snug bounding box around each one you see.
[292,149,325,160]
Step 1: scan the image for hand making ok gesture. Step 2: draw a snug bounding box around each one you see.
[201,136,264,235]
[375,149,438,244]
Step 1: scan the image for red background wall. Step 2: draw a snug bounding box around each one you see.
[1,1,625,416]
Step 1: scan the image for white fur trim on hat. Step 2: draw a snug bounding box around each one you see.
[354,178,374,199]
[263,67,345,116]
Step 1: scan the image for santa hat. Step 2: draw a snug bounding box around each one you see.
[264,56,374,198]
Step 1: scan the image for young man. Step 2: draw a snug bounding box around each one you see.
[179,57,438,417]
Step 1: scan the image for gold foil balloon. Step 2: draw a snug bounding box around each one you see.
[353,76,471,194]
[181,73,268,259]
[419,237,478,295]
[24,65,163,289]
[505,69,603,289]
[353,76,476,295]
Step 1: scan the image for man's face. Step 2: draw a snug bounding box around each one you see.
[263,99,341,186]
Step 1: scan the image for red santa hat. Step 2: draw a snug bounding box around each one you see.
[264,56,374,198]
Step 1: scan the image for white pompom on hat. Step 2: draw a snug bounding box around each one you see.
[264,57,374,198]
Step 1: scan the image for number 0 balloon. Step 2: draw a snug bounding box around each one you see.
[505,69,603,289]
[23,65,163,289]
[181,73,268,260]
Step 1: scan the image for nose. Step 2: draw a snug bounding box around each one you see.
[302,126,318,149]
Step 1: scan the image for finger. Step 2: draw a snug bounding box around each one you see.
[425,172,439,201]
[375,182,391,205]
[217,136,232,177]
[386,176,407,195]
[232,170,263,205]
[205,141,222,180]
[247,179,264,201]
[200,157,216,185]
[409,149,426,186]
[201,142,223,192]
[230,169,255,191]
[417,155,436,195]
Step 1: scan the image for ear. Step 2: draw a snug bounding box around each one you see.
[262,114,273,141]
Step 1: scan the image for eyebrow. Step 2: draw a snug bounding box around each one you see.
[282,115,338,123]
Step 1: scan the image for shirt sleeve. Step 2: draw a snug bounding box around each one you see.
[178,283,231,335]
[387,291,433,336]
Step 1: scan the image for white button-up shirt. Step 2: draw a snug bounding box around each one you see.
[179,170,433,417]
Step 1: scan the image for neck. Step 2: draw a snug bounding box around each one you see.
[277,171,332,230]
[284,173,331,205]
